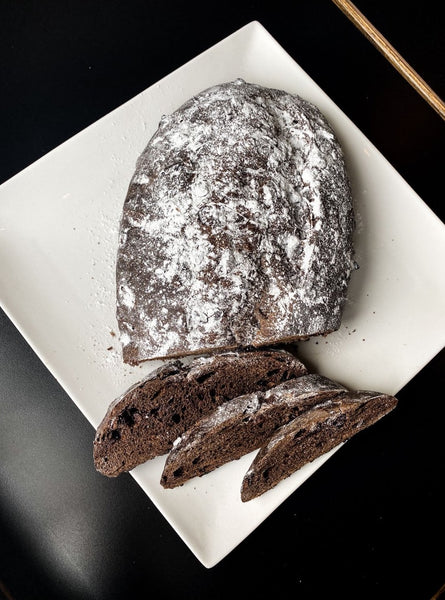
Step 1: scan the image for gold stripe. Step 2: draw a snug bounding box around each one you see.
[331,0,445,120]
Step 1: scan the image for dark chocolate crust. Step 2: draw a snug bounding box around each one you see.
[93,349,307,477]
[116,79,355,364]
[241,390,398,502]
[160,374,347,489]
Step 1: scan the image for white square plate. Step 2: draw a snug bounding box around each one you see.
[1,21,445,568]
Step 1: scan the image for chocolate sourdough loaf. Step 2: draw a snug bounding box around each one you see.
[161,374,347,489]
[241,390,398,502]
[94,349,307,477]
[116,79,355,364]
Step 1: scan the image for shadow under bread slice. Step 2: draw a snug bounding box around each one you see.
[241,390,398,502]
[160,374,348,489]
[93,348,307,477]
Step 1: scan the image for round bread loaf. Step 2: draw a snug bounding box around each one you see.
[117,79,355,364]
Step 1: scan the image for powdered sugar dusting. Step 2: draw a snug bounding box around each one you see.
[116,79,354,363]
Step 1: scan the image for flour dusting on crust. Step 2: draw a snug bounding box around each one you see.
[116,79,354,364]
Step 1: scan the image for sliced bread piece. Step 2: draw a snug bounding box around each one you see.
[160,374,347,489]
[94,348,307,477]
[241,390,398,502]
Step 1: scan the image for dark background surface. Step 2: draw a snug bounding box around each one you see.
[1,1,444,599]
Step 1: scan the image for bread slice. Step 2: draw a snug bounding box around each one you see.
[93,349,307,477]
[241,390,398,502]
[160,374,347,489]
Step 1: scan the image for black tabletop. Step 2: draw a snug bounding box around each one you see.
[1,1,444,599]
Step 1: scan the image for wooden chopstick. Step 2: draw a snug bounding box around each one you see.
[331,0,445,120]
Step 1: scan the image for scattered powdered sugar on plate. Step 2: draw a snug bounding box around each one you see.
[116,79,355,364]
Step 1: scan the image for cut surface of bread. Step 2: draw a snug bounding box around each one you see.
[241,390,398,502]
[160,374,347,489]
[93,349,307,477]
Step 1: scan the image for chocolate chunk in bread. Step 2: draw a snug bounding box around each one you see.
[116,79,355,364]
[93,349,307,477]
[241,390,398,502]
[160,374,347,489]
